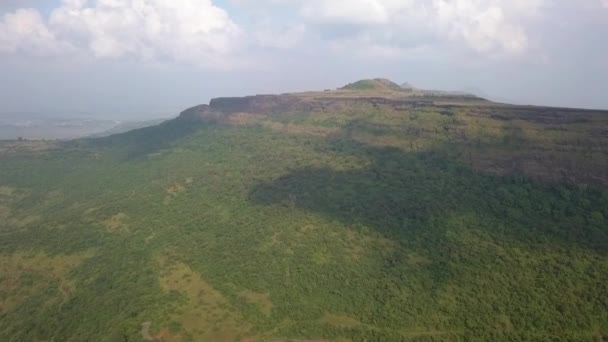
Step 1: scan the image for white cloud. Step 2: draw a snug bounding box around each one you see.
[0,0,241,66]
[434,0,530,55]
[0,8,70,55]
[302,0,390,25]
[242,0,544,57]
[0,0,558,64]
[254,24,307,49]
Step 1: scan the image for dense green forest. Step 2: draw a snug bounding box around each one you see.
[1,84,607,341]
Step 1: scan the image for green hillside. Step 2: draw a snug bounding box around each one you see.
[340,78,405,92]
[1,82,607,341]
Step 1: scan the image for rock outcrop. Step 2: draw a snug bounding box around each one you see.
[178,95,323,121]
[177,104,223,122]
[209,95,313,115]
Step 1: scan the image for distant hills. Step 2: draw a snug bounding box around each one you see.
[0,116,117,140]
[0,114,166,140]
[87,119,167,138]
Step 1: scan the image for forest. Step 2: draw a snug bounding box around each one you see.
[0,90,607,341]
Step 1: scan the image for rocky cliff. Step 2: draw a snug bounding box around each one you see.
[177,79,487,122]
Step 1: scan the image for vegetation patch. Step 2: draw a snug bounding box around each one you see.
[227,112,266,126]
[0,251,94,313]
[83,206,102,217]
[0,185,28,203]
[0,185,16,197]
[238,290,273,316]
[343,228,396,261]
[0,205,11,220]
[103,213,130,234]
[0,185,34,230]
[0,140,58,156]
[166,183,186,196]
[341,79,404,92]
[321,313,363,329]
[406,253,432,266]
[159,262,256,341]
[164,179,193,205]
[1,213,40,230]
[262,121,339,137]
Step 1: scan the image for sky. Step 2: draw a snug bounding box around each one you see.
[0,0,607,119]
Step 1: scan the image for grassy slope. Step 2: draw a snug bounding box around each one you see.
[341,79,404,92]
[0,97,607,341]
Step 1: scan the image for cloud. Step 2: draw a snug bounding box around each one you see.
[0,8,70,55]
[0,0,241,66]
[0,0,587,66]
[237,0,544,57]
[253,23,307,49]
[433,0,533,55]
[302,0,390,25]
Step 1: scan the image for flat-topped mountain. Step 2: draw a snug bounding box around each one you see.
[1,79,607,341]
[178,79,487,122]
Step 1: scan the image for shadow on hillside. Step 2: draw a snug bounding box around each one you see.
[249,126,607,259]
[85,118,202,160]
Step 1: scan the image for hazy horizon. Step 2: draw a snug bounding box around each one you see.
[1,0,608,120]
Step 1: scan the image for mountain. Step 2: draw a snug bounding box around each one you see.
[1,80,607,341]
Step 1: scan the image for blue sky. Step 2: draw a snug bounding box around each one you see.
[1,0,607,119]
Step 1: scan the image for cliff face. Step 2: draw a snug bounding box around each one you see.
[177,79,488,122]
[178,95,322,121]
[177,104,221,122]
[178,94,484,122]
[209,95,311,115]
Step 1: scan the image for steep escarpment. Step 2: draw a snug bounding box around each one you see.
[177,104,219,122]
[178,79,487,122]
[172,83,608,188]
[209,95,311,115]
[179,95,318,121]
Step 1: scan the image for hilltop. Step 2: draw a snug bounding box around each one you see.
[340,78,406,92]
[0,80,607,341]
[337,78,477,97]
